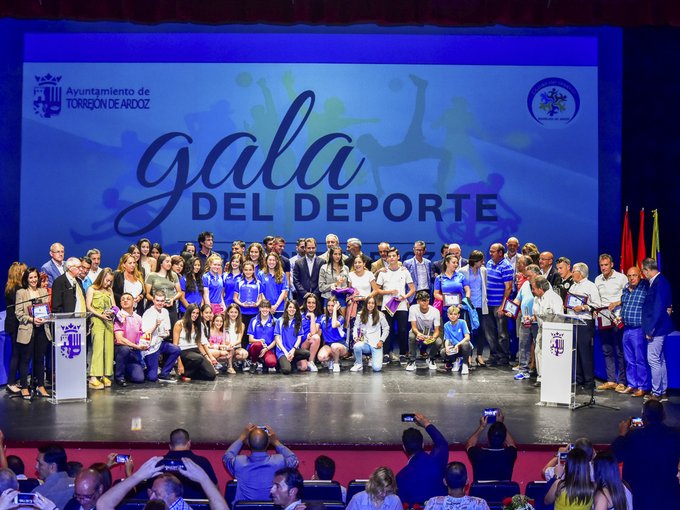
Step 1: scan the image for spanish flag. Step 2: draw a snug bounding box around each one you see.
[620,206,634,273]
[651,209,661,271]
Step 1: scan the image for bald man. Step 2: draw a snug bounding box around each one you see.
[223,424,298,504]
[538,251,559,287]
[64,469,104,510]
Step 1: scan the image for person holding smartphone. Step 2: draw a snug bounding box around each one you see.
[465,408,518,482]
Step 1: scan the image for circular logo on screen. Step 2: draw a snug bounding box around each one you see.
[527,77,580,128]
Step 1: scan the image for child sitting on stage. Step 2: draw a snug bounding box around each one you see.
[440,306,472,375]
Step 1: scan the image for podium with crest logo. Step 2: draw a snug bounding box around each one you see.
[538,314,586,407]
[49,312,88,403]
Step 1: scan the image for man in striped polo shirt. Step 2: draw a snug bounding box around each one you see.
[484,243,514,366]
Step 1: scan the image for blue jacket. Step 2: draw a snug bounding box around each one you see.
[396,424,449,504]
[403,257,433,303]
[641,272,674,337]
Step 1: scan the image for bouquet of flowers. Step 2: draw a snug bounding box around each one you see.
[502,495,535,510]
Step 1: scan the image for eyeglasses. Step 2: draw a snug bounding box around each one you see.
[74,491,97,501]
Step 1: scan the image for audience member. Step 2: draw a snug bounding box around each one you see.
[544,448,595,509]
[0,467,56,510]
[542,438,594,482]
[6,455,40,492]
[346,467,401,510]
[424,462,490,510]
[610,400,680,509]
[592,451,632,510]
[97,456,227,510]
[223,424,298,503]
[312,455,347,503]
[88,462,113,492]
[396,413,448,505]
[161,429,218,499]
[63,469,104,510]
[465,409,517,482]
[65,461,83,479]
[32,445,75,510]
[270,468,304,510]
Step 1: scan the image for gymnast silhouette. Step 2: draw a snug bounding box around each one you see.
[356,74,451,196]
[435,173,521,247]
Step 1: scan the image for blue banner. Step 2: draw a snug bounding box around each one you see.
[21,32,599,263]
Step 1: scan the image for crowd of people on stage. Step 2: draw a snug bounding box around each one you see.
[1,231,674,399]
[1,401,679,510]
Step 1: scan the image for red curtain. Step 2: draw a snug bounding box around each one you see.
[2,0,680,27]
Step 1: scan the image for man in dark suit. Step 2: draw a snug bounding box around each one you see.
[611,400,680,510]
[292,238,324,305]
[641,257,674,401]
[51,257,86,314]
[539,251,560,287]
[40,242,66,287]
[395,413,448,505]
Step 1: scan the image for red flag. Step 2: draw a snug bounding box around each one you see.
[636,208,646,269]
[620,207,634,273]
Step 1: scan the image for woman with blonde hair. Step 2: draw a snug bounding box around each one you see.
[86,268,117,390]
[5,261,27,395]
[113,252,145,314]
[346,466,401,510]
[203,254,225,315]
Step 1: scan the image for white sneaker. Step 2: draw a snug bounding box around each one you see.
[308,361,318,372]
[452,359,461,372]
[427,358,437,370]
[405,361,417,372]
[350,363,363,372]
[461,363,469,375]
[327,360,334,371]
[332,362,341,373]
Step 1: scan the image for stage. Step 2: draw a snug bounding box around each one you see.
[2,361,677,448]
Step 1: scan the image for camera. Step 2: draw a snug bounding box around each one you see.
[483,408,499,423]
[116,454,130,464]
[258,425,270,434]
[558,451,568,464]
[631,417,644,428]
[401,413,416,422]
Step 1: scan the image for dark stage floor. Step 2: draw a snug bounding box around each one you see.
[2,361,678,447]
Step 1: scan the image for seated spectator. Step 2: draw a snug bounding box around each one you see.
[6,455,40,492]
[88,462,113,492]
[223,424,298,504]
[66,461,83,479]
[312,455,347,503]
[542,438,594,481]
[544,449,594,510]
[63,469,104,510]
[97,456,227,510]
[270,468,304,510]
[465,410,517,482]
[592,451,632,510]
[610,400,680,510]
[161,429,218,499]
[32,444,75,510]
[396,413,448,505]
[346,467,401,510]
[424,462,490,510]
[0,467,56,510]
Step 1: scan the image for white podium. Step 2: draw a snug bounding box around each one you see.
[539,313,586,407]
[49,312,88,403]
